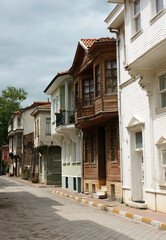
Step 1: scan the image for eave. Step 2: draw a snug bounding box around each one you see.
[76,111,118,129]
[44,73,72,96]
[105,4,124,30]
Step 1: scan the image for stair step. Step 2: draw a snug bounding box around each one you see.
[96,190,107,195]
[101,185,107,191]
[93,193,107,199]
[126,201,148,209]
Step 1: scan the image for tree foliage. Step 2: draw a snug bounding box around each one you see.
[0,86,28,146]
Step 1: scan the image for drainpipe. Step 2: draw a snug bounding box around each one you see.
[80,130,83,193]
[109,28,123,202]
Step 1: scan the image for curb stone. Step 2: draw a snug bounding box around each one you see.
[51,189,166,231]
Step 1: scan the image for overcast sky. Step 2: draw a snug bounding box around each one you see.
[0,0,116,107]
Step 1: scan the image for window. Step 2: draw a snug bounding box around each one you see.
[4,149,7,157]
[52,95,58,122]
[46,118,51,135]
[62,141,66,163]
[105,61,117,94]
[82,79,94,106]
[161,150,166,183]
[66,142,70,163]
[17,136,22,148]
[156,0,164,13]
[85,135,96,163]
[95,64,100,97]
[110,128,118,162]
[72,142,76,163]
[135,132,143,149]
[134,0,141,32]
[36,119,39,137]
[75,82,79,109]
[17,118,21,127]
[159,73,166,108]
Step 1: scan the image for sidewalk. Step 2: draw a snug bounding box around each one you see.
[12,176,166,230]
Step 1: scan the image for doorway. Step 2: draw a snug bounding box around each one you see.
[98,125,106,181]
[131,131,144,202]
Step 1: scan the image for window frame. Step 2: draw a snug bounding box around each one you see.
[159,73,166,109]
[135,131,143,150]
[105,60,117,94]
[133,0,141,33]
[95,63,101,98]
[46,118,51,135]
[85,135,96,164]
[82,78,94,107]
[156,0,164,13]
[75,82,79,110]
[110,127,118,163]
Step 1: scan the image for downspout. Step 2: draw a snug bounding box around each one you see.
[109,28,123,202]
[80,130,84,193]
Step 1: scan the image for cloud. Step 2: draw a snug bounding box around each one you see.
[0,0,116,107]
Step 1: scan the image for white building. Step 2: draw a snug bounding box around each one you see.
[31,103,61,185]
[106,0,166,212]
[44,71,82,192]
[8,101,49,177]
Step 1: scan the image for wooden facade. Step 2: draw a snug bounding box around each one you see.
[70,38,121,200]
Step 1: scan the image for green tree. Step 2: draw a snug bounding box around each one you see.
[0,86,28,146]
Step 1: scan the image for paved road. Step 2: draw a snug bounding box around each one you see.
[0,177,166,240]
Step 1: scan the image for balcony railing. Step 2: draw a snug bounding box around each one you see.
[56,110,74,128]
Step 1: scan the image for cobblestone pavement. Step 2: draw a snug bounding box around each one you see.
[0,177,166,240]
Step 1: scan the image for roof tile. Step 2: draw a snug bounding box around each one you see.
[81,37,114,48]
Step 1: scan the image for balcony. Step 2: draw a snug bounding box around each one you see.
[8,124,23,137]
[56,110,74,128]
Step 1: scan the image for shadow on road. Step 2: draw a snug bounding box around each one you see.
[0,177,134,240]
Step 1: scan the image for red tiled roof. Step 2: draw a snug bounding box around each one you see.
[37,103,51,109]
[81,37,114,48]
[57,70,69,75]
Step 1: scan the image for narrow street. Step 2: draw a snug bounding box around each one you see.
[0,177,166,240]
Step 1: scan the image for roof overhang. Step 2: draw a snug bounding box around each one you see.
[105,4,124,29]
[44,73,72,95]
[31,107,51,117]
[125,37,166,72]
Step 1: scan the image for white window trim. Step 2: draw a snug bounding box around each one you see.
[150,0,166,25]
[158,148,166,186]
[132,0,142,35]
[66,142,70,164]
[72,141,76,163]
[155,70,166,114]
[135,131,143,151]
[62,140,66,164]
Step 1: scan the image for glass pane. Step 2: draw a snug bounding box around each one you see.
[163,150,166,165]
[136,132,143,149]
[84,80,89,87]
[112,70,117,77]
[136,14,141,32]
[106,86,111,93]
[90,86,94,92]
[105,61,111,69]
[112,61,117,68]
[84,86,89,93]
[90,79,94,85]
[106,70,112,77]
[134,0,140,15]
[160,74,166,91]
[161,92,166,108]
[156,0,163,13]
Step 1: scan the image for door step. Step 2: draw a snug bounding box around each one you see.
[92,185,107,199]
[126,201,148,209]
